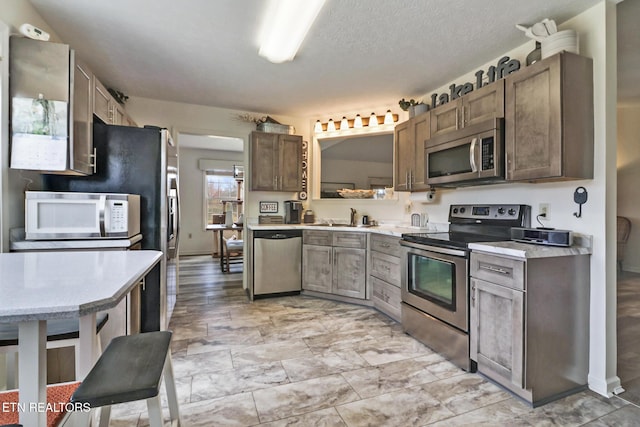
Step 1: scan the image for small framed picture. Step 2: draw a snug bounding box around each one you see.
[259,201,278,213]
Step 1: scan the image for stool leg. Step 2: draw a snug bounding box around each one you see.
[163,353,181,425]
[147,395,164,427]
[98,405,111,427]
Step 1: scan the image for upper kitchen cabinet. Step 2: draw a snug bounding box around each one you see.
[93,78,136,126]
[9,37,95,175]
[505,52,593,182]
[250,131,303,192]
[429,80,504,140]
[394,111,429,191]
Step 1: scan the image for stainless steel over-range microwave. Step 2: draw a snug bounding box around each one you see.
[25,191,141,240]
[426,118,504,187]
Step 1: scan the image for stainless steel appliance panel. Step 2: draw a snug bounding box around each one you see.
[254,230,302,295]
[401,241,469,332]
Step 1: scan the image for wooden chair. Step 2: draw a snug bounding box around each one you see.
[222,236,244,273]
[617,216,632,272]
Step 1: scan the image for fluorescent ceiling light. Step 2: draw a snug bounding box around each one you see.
[258,0,326,63]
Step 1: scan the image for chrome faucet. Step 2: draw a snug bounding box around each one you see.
[350,208,357,227]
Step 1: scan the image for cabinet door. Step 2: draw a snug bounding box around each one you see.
[462,80,504,127]
[93,78,112,124]
[250,132,279,191]
[72,58,94,175]
[411,112,430,190]
[302,245,332,293]
[505,55,562,181]
[394,120,412,191]
[371,276,401,321]
[430,99,461,138]
[112,103,125,125]
[278,134,303,191]
[470,278,524,389]
[333,247,366,299]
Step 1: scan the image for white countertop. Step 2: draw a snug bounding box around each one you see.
[0,250,162,322]
[469,237,592,259]
[247,223,442,237]
[10,228,143,251]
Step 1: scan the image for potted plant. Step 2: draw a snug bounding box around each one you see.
[398,98,428,118]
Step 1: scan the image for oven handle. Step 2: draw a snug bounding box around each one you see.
[400,240,467,257]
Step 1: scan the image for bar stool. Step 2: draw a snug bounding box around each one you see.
[65,331,180,426]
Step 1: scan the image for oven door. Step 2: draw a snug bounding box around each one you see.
[401,241,469,332]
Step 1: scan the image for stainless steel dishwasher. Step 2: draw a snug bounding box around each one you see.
[253,229,302,297]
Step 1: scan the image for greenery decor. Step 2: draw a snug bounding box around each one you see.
[398,98,424,111]
[107,88,129,105]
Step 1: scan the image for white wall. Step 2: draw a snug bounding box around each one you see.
[178,146,242,255]
[617,103,640,272]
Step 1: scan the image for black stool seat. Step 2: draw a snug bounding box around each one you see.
[71,331,172,408]
[0,313,109,346]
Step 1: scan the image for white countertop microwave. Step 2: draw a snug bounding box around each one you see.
[25,191,141,240]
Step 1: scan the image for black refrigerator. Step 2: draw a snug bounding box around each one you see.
[44,123,180,332]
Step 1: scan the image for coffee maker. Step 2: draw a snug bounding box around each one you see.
[284,200,303,224]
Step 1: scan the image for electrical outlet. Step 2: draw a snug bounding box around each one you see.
[539,203,550,220]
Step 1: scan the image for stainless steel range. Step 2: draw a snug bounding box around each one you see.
[400,204,530,371]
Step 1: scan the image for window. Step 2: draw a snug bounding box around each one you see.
[204,171,243,226]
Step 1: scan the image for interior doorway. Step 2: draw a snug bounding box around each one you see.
[175,131,245,257]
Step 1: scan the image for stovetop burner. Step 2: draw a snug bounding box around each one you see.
[401,231,511,250]
[401,204,531,250]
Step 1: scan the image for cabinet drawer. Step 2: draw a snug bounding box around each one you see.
[371,276,401,321]
[370,234,401,257]
[370,251,401,287]
[303,230,332,246]
[333,232,366,249]
[471,252,525,290]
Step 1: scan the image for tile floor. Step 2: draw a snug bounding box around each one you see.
[107,256,640,426]
[617,271,640,406]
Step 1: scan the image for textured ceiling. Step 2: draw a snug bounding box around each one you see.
[28,0,634,117]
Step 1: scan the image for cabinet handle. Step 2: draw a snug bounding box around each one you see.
[480,263,509,275]
[89,147,97,174]
[274,176,278,190]
[280,176,283,190]
[405,171,409,189]
[462,105,466,126]
[409,169,413,190]
[380,243,390,248]
[471,283,476,306]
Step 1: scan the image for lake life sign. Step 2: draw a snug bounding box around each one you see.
[429,56,520,108]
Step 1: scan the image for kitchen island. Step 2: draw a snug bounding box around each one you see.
[0,250,162,427]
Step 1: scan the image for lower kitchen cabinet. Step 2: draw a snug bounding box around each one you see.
[302,230,366,299]
[469,250,590,406]
[369,234,401,320]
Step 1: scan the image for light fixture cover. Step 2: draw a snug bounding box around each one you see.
[369,112,379,127]
[354,114,363,128]
[258,0,327,63]
[384,110,394,124]
[314,120,323,133]
[340,117,349,130]
[327,118,336,132]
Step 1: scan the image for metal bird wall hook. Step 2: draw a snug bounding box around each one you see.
[573,187,588,218]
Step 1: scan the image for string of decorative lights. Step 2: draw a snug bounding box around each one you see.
[314,110,399,133]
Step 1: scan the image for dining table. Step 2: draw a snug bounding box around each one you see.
[0,250,162,427]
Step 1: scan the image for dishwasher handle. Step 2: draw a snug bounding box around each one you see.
[253,230,303,240]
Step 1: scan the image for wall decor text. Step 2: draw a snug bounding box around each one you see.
[429,56,521,108]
